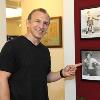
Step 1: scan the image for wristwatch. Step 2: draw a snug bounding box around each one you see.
[60,69,65,78]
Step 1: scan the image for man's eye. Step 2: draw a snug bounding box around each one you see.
[44,22,49,26]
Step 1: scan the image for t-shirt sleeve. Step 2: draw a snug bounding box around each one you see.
[0,42,16,74]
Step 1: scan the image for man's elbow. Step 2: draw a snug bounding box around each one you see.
[0,70,11,81]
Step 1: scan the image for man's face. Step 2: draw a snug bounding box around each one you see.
[87,54,91,60]
[26,11,50,40]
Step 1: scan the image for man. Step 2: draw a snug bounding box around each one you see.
[86,11,100,34]
[0,8,81,100]
[83,51,100,76]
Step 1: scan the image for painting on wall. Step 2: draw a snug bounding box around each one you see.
[80,7,100,39]
[41,16,62,48]
[7,35,18,41]
[81,50,100,81]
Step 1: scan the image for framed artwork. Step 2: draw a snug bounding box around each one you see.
[81,50,100,81]
[7,35,18,41]
[41,16,62,48]
[80,7,100,39]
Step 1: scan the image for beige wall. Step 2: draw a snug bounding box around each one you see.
[48,49,64,100]
[6,17,22,35]
[21,0,64,100]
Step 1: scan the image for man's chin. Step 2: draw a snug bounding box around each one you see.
[36,36,43,40]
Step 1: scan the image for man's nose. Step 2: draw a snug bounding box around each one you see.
[39,22,44,28]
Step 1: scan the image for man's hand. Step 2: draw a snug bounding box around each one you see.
[62,63,82,77]
[47,63,82,82]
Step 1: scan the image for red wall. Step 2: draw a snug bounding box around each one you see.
[75,0,100,100]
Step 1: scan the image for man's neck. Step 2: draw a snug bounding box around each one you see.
[24,33,40,46]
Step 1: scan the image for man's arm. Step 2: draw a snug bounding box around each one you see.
[92,16,100,20]
[0,70,11,100]
[47,63,82,83]
[47,71,62,83]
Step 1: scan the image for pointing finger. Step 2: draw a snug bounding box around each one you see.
[75,63,82,68]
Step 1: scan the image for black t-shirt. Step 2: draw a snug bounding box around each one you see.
[0,36,51,100]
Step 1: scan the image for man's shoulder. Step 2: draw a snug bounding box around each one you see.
[6,36,24,45]
[2,36,24,50]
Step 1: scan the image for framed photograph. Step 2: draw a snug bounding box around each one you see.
[81,50,100,81]
[41,16,62,48]
[80,7,100,39]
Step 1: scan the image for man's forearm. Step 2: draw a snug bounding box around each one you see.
[0,79,10,100]
[47,71,62,83]
[47,63,82,83]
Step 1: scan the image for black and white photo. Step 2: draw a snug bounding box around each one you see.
[81,7,100,39]
[81,50,100,80]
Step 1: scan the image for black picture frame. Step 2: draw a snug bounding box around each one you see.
[7,35,18,41]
